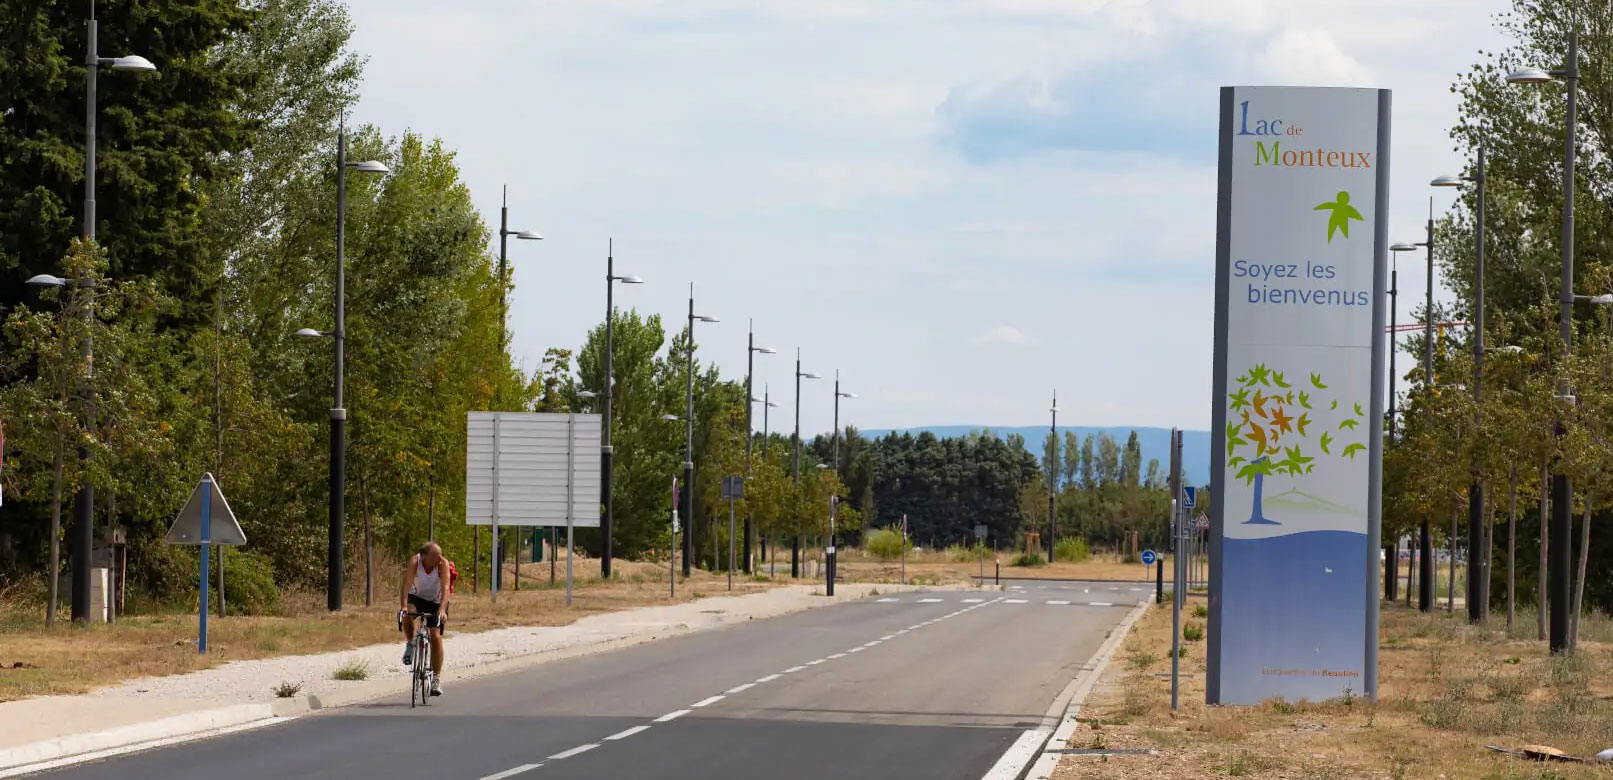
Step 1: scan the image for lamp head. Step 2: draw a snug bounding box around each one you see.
[577,390,599,399]
[1506,67,1556,84]
[110,55,157,72]
[295,327,326,339]
[515,230,543,240]
[620,274,644,284]
[662,414,681,422]
[25,274,67,287]
[1390,242,1419,252]
[1430,175,1465,188]
[696,315,721,323]
[351,160,389,174]
[757,346,778,354]
[801,371,821,380]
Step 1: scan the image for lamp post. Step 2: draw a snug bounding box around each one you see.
[1509,33,1580,655]
[662,414,682,597]
[1388,256,1399,439]
[745,323,777,575]
[793,351,820,578]
[817,463,837,596]
[601,240,643,579]
[830,375,855,592]
[1392,216,1435,613]
[1049,391,1059,563]
[1433,148,1488,624]
[683,285,719,577]
[762,386,780,575]
[491,187,540,592]
[301,124,387,612]
[65,2,156,623]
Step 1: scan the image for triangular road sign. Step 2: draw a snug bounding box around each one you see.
[165,473,245,546]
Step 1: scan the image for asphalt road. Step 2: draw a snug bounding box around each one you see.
[39,581,1140,780]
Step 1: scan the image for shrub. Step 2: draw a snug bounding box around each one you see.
[1193,604,1209,619]
[273,681,302,698]
[332,659,370,681]
[1011,553,1046,567]
[862,528,909,561]
[1053,538,1090,563]
[218,550,283,616]
[946,544,978,563]
[1183,622,1205,642]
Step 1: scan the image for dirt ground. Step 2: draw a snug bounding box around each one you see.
[0,556,784,701]
[1052,599,1613,779]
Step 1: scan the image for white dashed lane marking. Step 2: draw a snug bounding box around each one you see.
[1047,600,1071,605]
[691,695,725,708]
[755,674,781,683]
[548,744,598,760]
[726,683,755,694]
[480,764,543,780]
[605,726,650,741]
[655,710,691,723]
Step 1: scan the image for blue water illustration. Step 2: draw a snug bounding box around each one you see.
[1216,530,1367,704]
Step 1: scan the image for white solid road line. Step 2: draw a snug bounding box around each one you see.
[654,709,691,723]
[548,744,598,760]
[1047,600,1071,605]
[604,726,650,741]
[480,763,543,780]
[691,695,725,708]
[755,673,781,683]
[726,683,757,694]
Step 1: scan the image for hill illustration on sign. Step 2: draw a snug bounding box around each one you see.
[1225,365,1363,525]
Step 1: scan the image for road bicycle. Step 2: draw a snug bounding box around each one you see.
[399,610,438,708]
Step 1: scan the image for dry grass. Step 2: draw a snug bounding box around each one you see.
[1052,601,1613,780]
[835,549,1164,586]
[0,556,784,702]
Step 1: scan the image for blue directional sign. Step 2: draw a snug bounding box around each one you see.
[1182,486,1197,509]
[1141,549,1158,566]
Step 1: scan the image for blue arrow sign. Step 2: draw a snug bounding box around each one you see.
[1141,549,1158,566]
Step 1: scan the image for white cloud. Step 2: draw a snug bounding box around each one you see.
[978,325,1032,344]
[1258,27,1374,86]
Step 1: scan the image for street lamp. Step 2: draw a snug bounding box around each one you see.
[682,285,719,577]
[1390,221,1435,613]
[496,184,542,344]
[1433,148,1489,624]
[60,1,158,624]
[817,463,838,596]
[601,239,643,580]
[744,323,776,575]
[793,351,820,578]
[760,385,781,575]
[316,121,389,612]
[1509,31,1580,654]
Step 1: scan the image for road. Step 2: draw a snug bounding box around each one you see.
[39,581,1145,780]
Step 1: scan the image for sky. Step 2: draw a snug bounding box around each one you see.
[343,0,1513,437]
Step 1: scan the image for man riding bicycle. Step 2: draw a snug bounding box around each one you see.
[400,541,454,696]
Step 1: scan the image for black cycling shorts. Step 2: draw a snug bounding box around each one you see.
[407,594,447,630]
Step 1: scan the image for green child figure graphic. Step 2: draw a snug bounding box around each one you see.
[1313,191,1363,244]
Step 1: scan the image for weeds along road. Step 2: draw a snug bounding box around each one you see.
[40,581,1144,780]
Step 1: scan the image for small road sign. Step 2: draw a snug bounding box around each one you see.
[1194,513,1210,530]
[1141,549,1158,566]
[973,524,987,540]
[721,476,744,500]
[1182,485,1197,508]
[165,474,243,655]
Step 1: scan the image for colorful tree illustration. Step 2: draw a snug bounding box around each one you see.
[1226,364,1364,524]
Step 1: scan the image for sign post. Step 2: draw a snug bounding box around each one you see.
[164,474,245,654]
[722,476,743,592]
[974,524,988,582]
[1209,86,1389,704]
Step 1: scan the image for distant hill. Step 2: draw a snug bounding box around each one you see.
[859,425,1212,487]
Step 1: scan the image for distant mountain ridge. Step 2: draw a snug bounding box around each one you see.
[859,425,1212,487]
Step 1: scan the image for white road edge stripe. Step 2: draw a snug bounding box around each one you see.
[726,683,756,694]
[655,709,691,723]
[605,726,650,741]
[691,695,725,708]
[480,763,543,780]
[549,744,598,760]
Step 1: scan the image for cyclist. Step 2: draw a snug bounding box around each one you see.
[399,541,453,696]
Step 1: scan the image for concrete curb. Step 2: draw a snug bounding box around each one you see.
[978,597,1154,780]
[0,583,914,775]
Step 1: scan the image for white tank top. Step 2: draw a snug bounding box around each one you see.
[410,557,443,601]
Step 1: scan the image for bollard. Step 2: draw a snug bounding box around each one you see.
[995,562,1000,585]
[1157,555,1164,603]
